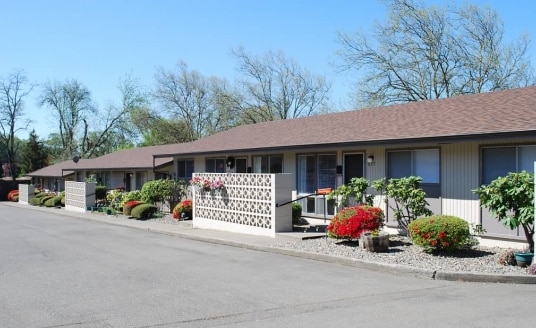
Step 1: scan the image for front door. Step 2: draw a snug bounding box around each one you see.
[124,173,132,192]
[343,153,365,184]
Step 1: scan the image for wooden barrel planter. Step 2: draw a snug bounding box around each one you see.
[360,231,389,252]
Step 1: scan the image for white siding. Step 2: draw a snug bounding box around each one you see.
[441,143,481,225]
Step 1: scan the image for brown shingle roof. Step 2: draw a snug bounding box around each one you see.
[25,145,174,177]
[155,86,536,157]
[25,160,75,178]
[61,145,173,171]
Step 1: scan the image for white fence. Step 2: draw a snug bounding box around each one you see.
[64,181,96,213]
[18,184,35,205]
[192,173,293,237]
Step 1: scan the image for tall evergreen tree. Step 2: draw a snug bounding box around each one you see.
[20,130,49,174]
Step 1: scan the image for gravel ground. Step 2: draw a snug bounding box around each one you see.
[138,214,534,276]
[271,235,534,275]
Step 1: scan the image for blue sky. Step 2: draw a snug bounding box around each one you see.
[2,0,536,139]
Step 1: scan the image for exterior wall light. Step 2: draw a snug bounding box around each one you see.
[367,155,375,166]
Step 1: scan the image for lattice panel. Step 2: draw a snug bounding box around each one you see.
[65,181,89,209]
[193,173,273,230]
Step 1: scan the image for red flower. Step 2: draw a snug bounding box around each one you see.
[125,200,141,208]
[438,231,446,240]
[327,205,384,240]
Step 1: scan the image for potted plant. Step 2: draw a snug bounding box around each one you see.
[473,171,534,266]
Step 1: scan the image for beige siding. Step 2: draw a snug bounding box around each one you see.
[440,143,481,225]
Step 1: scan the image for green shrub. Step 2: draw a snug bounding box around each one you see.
[130,203,158,220]
[44,195,63,207]
[473,171,534,252]
[30,192,53,206]
[30,197,42,206]
[408,215,470,253]
[61,196,65,206]
[292,202,302,225]
[95,185,108,200]
[140,179,171,204]
[123,200,142,216]
[40,195,55,205]
[373,176,433,230]
[121,190,142,208]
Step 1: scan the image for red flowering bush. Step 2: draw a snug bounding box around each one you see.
[408,215,470,253]
[327,205,384,240]
[172,199,193,219]
[7,190,19,202]
[123,200,142,216]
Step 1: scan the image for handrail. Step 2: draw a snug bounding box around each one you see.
[275,193,316,207]
[275,188,333,208]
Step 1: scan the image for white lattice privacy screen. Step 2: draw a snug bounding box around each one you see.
[192,173,293,237]
[65,181,96,213]
[18,184,34,205]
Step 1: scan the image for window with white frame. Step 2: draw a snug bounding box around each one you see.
[297,154,337,194]
[252,155,283,173]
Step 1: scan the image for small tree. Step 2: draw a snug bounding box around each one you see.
[373,176,433,230]
[327,177,373,208]
[140,179,188,212]
[473,171,534,252]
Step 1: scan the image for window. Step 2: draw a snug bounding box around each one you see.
[235,157,248,173]
[297,154,337,194]
[135,171,147,190]
[387,149,439,183]
[177,159,194,180]
[206,158,226,173]
[482,146,536,184]
[252,155,283,173]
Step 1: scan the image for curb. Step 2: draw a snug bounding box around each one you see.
[4,202,536,284]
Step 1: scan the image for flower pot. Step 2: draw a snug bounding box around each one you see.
[360,231,389,252]
[514,252,533,268]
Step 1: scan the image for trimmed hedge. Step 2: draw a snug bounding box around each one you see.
[44,195,63,207]
[292,202,302,225]
[95,185,107,200]
[123,200,142,216]
[130,203,158,220]
[408,215,470,253]
[30,192,51,206]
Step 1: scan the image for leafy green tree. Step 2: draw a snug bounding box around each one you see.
[19,130,49,174]
[473,171,534,252]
